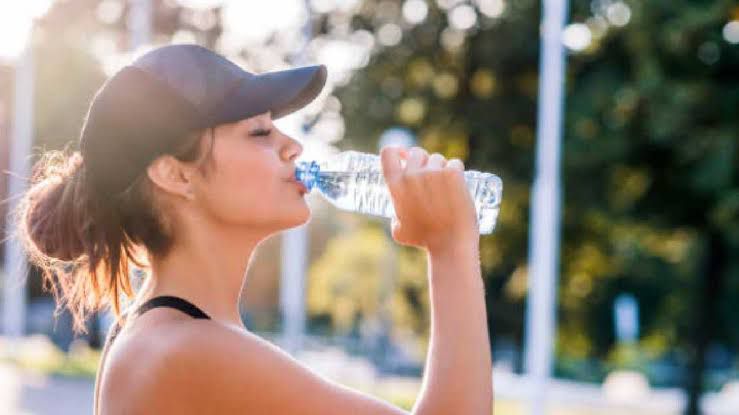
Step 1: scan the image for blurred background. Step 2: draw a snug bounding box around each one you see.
[0,0,737,414]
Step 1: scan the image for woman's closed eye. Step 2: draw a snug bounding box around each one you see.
[250,128,272,137]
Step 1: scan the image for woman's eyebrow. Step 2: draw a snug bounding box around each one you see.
[249,125,271,132]
[240,115,272,131]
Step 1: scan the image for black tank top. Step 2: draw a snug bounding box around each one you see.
[93,296,211,414]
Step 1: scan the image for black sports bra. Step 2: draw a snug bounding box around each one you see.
[106,295,211,343]
[94,296,212,414]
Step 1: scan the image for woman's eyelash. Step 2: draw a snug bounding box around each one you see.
[251,129,271,137]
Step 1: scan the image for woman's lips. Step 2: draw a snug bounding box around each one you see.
[287,178,308,194]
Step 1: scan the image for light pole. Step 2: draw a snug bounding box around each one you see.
[2,45,33,340]
[128,0,152,51]
[523,0,569,414]
[0,1,53,340]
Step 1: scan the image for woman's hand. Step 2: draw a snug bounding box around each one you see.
[380,146,478,254]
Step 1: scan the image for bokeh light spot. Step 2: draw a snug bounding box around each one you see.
[470,69,497,98]
[402,0,429,25]
[396,97,426,125]
[449,5,478,31]
[377,23,403,46]
[475,0,506,19]
[606,2,631,27]
[723,20,739,44]
[432,72,459,99]
[562,23,592,52]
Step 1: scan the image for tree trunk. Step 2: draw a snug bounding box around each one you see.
[685,231,725,415]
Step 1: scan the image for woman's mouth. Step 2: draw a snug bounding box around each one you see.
[287,178,308,195]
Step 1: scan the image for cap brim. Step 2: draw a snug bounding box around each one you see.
[211,64,327,124]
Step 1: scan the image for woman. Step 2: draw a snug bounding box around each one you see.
[18,44,492,414]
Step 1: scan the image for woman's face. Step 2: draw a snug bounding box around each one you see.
[189,111,310,234]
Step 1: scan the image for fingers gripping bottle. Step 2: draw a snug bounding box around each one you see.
[295,150,503,235]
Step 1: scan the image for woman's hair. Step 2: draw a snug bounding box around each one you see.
[15,128,215,333]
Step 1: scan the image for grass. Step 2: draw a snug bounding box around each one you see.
[0,336,100,379]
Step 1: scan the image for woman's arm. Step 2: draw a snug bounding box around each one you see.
[377,146,493,413]
[412,242,492,415]
[140,321,411,414]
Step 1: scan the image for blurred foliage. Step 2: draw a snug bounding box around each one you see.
[307,224,430,350]
[0,336,99,379]
[335,0,545,366]
[333,0,739,397]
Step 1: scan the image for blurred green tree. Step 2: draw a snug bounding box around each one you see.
[307,224,429,354]
[333,1,738,413]
[334,0,542,369]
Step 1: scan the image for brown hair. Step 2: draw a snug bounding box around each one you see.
[15,128,215,333]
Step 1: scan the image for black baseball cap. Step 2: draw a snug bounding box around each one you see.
[79,44,327,194]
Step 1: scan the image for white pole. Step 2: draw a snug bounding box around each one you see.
[523,0,568,414]
[280,224,308,354]
[279,0,313,355]
[127,0,152,51]
[2,43,34,339]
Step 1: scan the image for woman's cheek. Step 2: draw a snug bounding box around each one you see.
[228,174,280,222]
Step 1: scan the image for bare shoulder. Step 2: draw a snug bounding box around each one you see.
[119,319,409,415]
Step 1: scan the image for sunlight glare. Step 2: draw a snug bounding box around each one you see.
[0,15,32,60]
[176,0,225,10]
[0,1,53,60]
[221,0,307,46]
[96,0,124,24]
[26,0,54,19]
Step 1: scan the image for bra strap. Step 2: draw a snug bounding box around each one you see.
[132,295,211,320]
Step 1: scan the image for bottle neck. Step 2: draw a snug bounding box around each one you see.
[295,160,320,191]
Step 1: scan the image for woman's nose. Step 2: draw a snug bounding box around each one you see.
[281,135,303,162]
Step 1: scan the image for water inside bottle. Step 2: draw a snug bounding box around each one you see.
[296,152,502,234]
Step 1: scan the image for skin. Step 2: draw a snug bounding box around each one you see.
[97,111,492,414]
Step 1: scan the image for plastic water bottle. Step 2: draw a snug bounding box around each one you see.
[295,150,503,234]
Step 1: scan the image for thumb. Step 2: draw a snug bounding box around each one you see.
[381,146,405,185]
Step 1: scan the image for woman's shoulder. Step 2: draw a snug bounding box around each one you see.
[100,315,294,413]
[101,316,408,414]
[99,314,254,412]
[104,314,257,382]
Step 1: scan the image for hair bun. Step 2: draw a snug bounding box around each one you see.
[20,151,90,262]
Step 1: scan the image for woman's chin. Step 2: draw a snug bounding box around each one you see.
[244,203,311,235]
[281,205,312,230]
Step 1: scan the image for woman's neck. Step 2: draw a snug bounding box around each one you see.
[141,221,269,329]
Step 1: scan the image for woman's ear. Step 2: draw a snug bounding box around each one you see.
[146,155,196,200]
